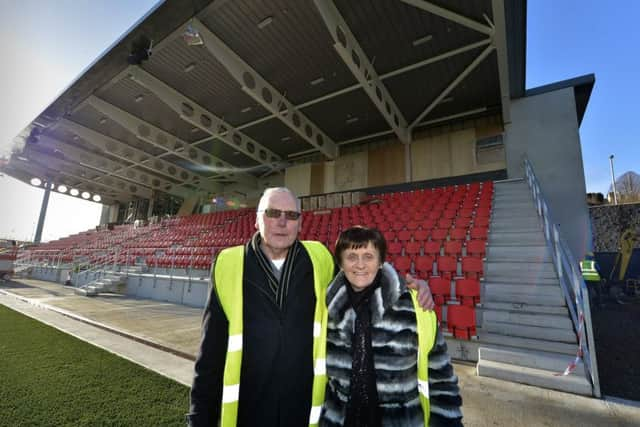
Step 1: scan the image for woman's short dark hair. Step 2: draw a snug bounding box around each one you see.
[334,226,387,266]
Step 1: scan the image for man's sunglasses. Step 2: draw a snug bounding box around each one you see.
[261,208,301,220]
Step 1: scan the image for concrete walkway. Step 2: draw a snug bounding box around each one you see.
[2,279,640,426]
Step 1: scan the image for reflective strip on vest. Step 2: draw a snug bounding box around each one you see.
[581,260,601,281]
[410,290,438,425]
[213,241,334,427]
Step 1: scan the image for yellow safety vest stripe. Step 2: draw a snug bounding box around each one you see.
[410,290,437,425]
[580,260,601,281]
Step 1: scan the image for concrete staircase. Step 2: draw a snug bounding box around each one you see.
[75,270,128,297]
[475,179,592,395]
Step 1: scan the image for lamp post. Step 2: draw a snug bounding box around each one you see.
[609,154,618,205]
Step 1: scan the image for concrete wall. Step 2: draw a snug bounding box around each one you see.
[284,163,312,196]
[504,87,590,259]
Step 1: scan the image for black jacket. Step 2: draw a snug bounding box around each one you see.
[188,242,319,427]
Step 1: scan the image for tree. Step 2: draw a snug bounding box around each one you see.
[609,171,640,203]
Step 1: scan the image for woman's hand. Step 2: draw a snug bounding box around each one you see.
[405,273,435,310]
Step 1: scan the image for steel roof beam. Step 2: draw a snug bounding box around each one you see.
[188,18,338,159]
[57,118,218,194]
[314,0,409,143]
[409,44,495,129]
[126,66,283,170]
[84,95,257,186]
[399,0,494,36]
[11,152,140,201]
[35,134,187,198]
[491,0,511,123]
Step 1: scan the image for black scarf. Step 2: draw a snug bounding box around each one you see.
[344,269,383,427]
[250,232,301,310]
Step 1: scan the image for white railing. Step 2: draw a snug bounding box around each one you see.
[523,157,601,397]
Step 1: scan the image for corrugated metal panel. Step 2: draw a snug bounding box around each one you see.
[335,0,489,75]
[201,0,357,105]
[302,90,388,141]
[143,36,270,127]
[239,119,311,157]
[96,76,199,143]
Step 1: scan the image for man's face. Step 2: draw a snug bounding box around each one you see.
[255,191,302,259]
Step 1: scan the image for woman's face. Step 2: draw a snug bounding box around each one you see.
[340,242,382,292]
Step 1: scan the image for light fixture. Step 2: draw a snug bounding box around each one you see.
[58,185,68,193]
[184,62,196,73]
[310,77,325,86]
[190,127,200,133]
[440,97,454,104]
[99,117,107,124]
[258,16,273,29]
[70,188,79,196]
[81,191,90,199]
[241,107,252,113]
[281,136,292,142]
[92,194,102,202]
[346,117,359,124]
[412,35,433,47]
[30,177,42,186]
[135,94,144,103]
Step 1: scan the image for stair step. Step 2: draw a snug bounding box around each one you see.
[489,233,546,245]
[483,291,566,307]
[484,321,576,343]
[486,246,551,262]
[485,261,556,276]
[479,332,577,355]
[482,310,573,329]
[481,302,568,315]
[476,359,592,396]
[478,347,585,376]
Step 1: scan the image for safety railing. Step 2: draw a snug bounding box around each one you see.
[523,157,600,397]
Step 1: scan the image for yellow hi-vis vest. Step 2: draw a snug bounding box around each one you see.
[580,260,601,282]
[213,241,334,427]
[409,290,437,425]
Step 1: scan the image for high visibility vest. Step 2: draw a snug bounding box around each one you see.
[580,260,601,282]
[213,241,334,427]
[409,291,437,425]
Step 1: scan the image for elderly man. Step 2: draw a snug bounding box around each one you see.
[188,187,433,427]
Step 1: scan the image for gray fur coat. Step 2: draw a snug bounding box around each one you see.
[320,263,463,427]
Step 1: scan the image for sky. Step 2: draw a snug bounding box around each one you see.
[0,0,637,242]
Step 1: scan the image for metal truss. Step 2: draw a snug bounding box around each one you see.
[314,0,409,143]
[188,18,338,159]
[126,66,283,170]
[57,118,219,195]
[84,95,257,187]
[36,134,188,199]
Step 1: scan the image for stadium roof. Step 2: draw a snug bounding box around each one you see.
[3,0,534,205]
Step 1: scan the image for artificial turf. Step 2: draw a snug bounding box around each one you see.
[0,305,190,426]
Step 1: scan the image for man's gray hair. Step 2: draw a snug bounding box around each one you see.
[257,187,301,212]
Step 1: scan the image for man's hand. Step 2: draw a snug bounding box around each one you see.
[406,273,435,311]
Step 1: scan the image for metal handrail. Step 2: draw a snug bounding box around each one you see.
[523,157,601,397]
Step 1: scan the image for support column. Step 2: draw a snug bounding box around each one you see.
[404,132,413,183]
[34,181,52,243]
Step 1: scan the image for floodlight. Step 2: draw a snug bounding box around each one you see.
[70,188,79,196]
[30,177,42,186]
[92,195,102,202]
[58,185,68,193]
[81,191,90,199]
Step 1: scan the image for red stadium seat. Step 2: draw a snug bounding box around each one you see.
[414,255,434,279]
[446,305,477,339]
[444,241,463,258]
[437,255,457,280]
[430,228,448,243]
[405,241,422,260]
[429,276,452,305]
[455,278,481,306]
[423,241,441,257]
[397,230,412,242]
[470,227,489,241]
[466,240,486,258]
[414,229,430,242]
[449,227,468,242]
[461,256,483,279]
[393,256,412,276]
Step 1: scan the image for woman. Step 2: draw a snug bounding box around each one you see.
[321,226,463,426]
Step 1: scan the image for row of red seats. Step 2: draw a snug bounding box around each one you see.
[389,255,483,280]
